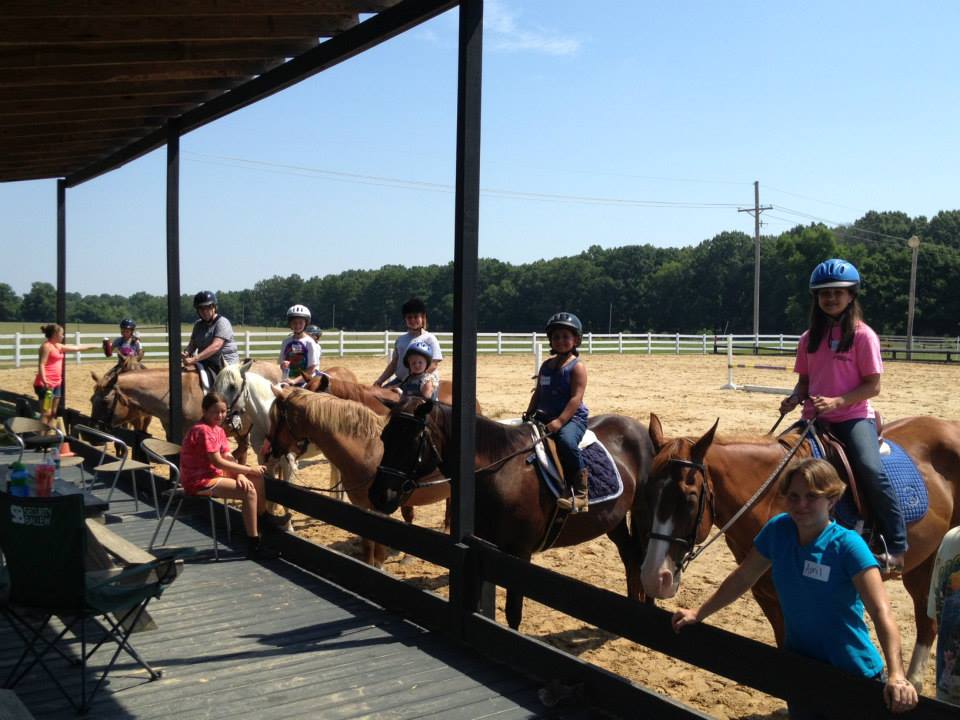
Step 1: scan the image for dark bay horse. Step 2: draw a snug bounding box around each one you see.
[266,386,451,567]
[368,398,655,629]
[639,413,960,688]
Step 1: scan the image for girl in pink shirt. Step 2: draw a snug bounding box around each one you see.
[779,259,907,575]
[181,392,278,560]
[34,323,99,429]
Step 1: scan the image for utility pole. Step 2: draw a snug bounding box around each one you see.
[738,181,772,347]
[906,235,920,360]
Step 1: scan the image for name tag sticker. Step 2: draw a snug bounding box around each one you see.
[803,560,831,582]
[540,376,551,386]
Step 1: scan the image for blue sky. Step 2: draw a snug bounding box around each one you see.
[2,0,957,296]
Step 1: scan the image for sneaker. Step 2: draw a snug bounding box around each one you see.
[245,536,280,561]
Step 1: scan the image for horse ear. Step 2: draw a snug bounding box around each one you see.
[415,399,434,418]
[649,413,665,450]
[91,371,100,383]
[240,359,253,376]
[271,383,292,401]
[691,418,719,460]
[315,373,329,392]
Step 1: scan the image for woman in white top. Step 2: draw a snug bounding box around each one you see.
[372,297,442,388]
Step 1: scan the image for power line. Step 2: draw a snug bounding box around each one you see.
[184,151,745,210]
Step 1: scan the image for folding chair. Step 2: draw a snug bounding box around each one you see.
[73,425,157,519]
[0,493,179,714]
[3,417,86,482]
[142,438,232,561]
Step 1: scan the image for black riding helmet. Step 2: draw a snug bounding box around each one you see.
[546,312,583,355]
[193,290,217,309]
[119,318,136,330]
[401,297,427,316]
[305,324,322,338]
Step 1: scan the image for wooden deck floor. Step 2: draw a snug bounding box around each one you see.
[1,458,605,719]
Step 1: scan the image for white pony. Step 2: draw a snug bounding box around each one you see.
[214,362,340,494]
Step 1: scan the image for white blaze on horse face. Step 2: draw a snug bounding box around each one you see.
[640,516,681,599]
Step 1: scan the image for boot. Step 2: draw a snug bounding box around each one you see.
[245,535,280,561]
[557,468,590,513]
[259,511,293,532]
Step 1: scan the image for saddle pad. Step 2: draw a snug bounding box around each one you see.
[832,439,928,528]
[530,427,623,505]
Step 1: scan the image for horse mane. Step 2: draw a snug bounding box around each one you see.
[710,431,802,447]
[430,402,532,457]
[285,388,385,440]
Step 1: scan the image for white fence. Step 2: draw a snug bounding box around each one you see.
[2,330,957,368]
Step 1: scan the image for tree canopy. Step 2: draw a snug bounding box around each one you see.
[8,210,959,337]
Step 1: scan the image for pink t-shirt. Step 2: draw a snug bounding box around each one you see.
[180,422,229,494]
[794,321,883,422]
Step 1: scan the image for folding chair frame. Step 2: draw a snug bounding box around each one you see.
[142,439,232,561]
[74,425,159,519]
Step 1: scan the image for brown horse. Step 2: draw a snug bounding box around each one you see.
[639,413,960,688]
[368,398,655,629]
[92,355,152,432]
[306,373,483,417]
[266,386,451,567]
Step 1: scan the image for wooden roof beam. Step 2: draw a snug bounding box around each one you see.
[1,1,399,18]
[0,16,357,44]
[0,118,162,137]
[1,60,273,88]
[0,79,236,102]
[0,40,318,70]
[0,92,218,116]
[0,106,180,127]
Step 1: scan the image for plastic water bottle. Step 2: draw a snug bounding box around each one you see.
[42,389,54,413]
[8,462,29,497]
[52,445,62,481]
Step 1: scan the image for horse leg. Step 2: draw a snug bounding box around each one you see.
[443,498,451,533]
[329,463,343,501]
[505,588,525,630]
[398,506,416,565]
[607,519,642,601]
[903,553,937,692]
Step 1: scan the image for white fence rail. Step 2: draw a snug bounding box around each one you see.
[1,331,957,368]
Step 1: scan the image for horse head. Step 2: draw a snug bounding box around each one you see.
[89,371,130,428]
[369,398,443,514]
[640,413,719,599]
[214,361,252,432]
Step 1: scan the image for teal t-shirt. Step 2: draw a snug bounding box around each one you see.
[754,513,883,677]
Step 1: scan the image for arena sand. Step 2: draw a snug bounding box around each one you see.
[2,353,958,719]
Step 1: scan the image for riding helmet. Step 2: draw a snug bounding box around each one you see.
[809,259,861,291]
[305,324,322,338]
[193,290,217,308]
[286,304,311,322]
[401,297,427,316]
[546,312,583,339]
[119,318,136,330]
[403,340,434,369]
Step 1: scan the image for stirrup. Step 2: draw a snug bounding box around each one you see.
[557,492,588,513]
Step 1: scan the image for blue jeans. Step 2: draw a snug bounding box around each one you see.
[555,415,587,483]
[829,418,908,555]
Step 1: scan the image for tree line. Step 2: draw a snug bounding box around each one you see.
[3,210,958,337]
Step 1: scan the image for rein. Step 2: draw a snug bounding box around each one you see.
[474,425,554,475]
[669,416,816,570]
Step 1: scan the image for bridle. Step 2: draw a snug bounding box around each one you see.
[224,370,249,434]
[647,455,715,570]
[650,416,817,571]
[375,410,447,503]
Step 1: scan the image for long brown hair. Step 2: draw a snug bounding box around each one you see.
[806,291,863,353]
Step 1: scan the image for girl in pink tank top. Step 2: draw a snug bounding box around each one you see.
[34,323,99,428]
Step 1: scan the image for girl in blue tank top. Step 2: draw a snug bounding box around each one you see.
[524,312,589,512]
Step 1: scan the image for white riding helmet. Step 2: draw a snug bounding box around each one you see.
[286,304,311,322]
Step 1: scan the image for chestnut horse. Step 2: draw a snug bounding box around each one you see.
[92,355,152,432]
[266,386,451,567]
[305,373,484,417]
[368,398,655,629]
[639,413,960,689]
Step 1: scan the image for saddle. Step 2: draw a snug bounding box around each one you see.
[185,362,218,392]
[784,412,927,537]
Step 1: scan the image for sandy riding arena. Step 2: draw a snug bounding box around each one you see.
[3,353,958,719]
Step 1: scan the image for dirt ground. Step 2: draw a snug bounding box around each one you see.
[3,352,958,719]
